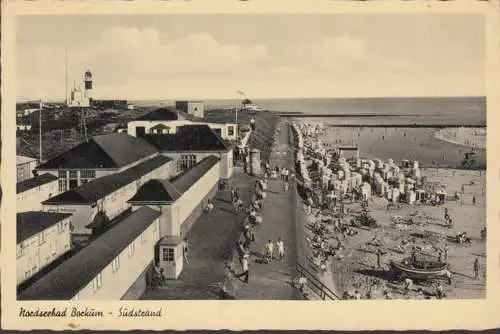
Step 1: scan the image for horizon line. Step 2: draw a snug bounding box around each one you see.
[16,95,487,104]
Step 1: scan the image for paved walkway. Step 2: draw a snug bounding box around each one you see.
[228,120,301,300]
[140,168,256,300]
[141,119,300,300]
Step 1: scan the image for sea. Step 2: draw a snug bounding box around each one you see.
[134,96,488,169]
[132,96,486,126]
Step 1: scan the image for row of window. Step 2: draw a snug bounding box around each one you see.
[58,170,97,192]
[91,222,157,293]
[178,154,197,171]
[17,221,68,258]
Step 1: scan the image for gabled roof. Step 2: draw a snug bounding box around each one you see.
[142,124,230,152]
[18,207,161,300]
[129,155,220,203]
[150,124,171,130]
[128,179,182,203]
[17,173,58,194]
[17,212,72,243]
[36,134,158,170]
[43,155,172,205]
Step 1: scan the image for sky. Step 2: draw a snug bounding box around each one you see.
[16,14,485,101]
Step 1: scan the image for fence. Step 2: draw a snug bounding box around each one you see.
[295,262,339,300]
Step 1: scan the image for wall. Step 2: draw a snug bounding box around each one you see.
[17,160,38,182]
[17,179,59,213]
[73,219,160,300]
[127,120,237,140]
[163,151,231,179]
[170,160,221,236]
[43,204,95,235]
[17,217,72,285]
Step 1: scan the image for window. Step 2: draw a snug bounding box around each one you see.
[112,256,120,273]
[25,270,31,279]
[128,242,135,257]
[81,170,96,178]
[228,126,235,136]
[58,170,67,178]
[141,233,146,244]
[153,222,158,232]
[38,232,46,245]
[68,179,78,189]
[58,179,67,192]
[57,221,65,234]
[162,248,175,262]
[178,154,197,171]
[93,273,103,291]
[68,170,78,178]
[81,170,96,184]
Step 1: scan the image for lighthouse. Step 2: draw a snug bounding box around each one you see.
[84,70,93,100]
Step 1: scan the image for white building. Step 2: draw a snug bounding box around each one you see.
[142,124,234,179]
[17,212,72,285]
[42,155,174,235]
[127,107,238,141]
[175,101,204,118]
[17,155,38,182]
[16,124,32,131]
[36,133,160,192]
[129,155,221,279]
[17,173,59,213]
[18,207,161,300]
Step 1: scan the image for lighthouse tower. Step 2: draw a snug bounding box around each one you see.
[84,70,93,100]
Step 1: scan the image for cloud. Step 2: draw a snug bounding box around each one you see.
[17,26,270,99]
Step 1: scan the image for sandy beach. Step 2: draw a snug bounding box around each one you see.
[433,127,486,150]
[292,121,486,300]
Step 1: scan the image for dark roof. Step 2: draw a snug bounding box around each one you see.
[135,107,182,121]
[129,155,220,203]
[17,212,72,243]
[159,236,183,246]
[43,155,172,205]
[150,124,171,130]
[128,179,182,203]
[17,173,58,194]
[36,134,158,170]
[142,124,230,152]
[18,207,161,300]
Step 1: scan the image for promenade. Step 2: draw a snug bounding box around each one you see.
[228,120,300,300]
[141,114,300,300]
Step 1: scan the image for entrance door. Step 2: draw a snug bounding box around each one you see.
[136,126,146,137]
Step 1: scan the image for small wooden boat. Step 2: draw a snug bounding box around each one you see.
[390,260,448,279]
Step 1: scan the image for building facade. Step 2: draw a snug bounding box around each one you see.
[17,155,38,182]
[17,212,72,285]
[42,155,173,235]
[18,207,161,300]
[35,134,160,192]
[175,101,205,118]
[17,174,59,213]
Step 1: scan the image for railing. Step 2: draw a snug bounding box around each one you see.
[296,262,339,300]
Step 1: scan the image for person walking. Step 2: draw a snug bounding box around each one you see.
[230,188,235,203]
[265,240,274,262]
[182,238,189,264]
[236,255,250,283]
[276,238,285,261]
[473,258,480,279]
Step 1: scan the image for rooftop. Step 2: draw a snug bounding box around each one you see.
[142,124,230,152]
[17,212,72,243]
[18,207,161,300]
[43,155,172,205]
[128,155,220,203]
[17,155,37,165]
[17,173,58,194]
[36,133,158,170]
[134,107,199,122]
